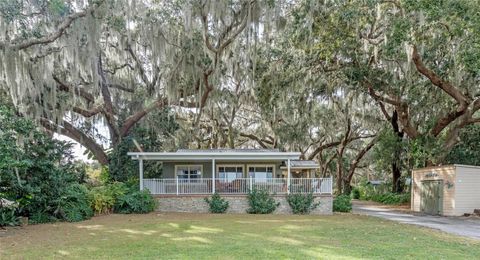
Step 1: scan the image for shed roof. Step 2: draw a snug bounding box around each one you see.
[280,160,320,169]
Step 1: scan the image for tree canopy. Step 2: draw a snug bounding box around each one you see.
[1,0,479,194]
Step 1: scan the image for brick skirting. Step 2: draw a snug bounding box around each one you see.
[155,195,333,215]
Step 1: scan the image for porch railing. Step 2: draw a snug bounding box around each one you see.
[143,177,332,195]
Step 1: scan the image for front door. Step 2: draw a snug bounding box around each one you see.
[420,180,443,215]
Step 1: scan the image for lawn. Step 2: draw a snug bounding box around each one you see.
[1,213,479,259]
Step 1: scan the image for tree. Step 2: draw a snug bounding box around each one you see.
[0,0,270,165]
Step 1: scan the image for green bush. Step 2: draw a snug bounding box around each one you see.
[287,193,319,214]
[55,184,93,222]
[371,192,410,205]
[205,193,229,213]
[89,182,128,215]
[29,211,53,224]
[246,189,279,214]
[351,187,361,199]
[333,195,352,212]
[0,207,20,227]
[114,190,156,214]
[0,105,92,224]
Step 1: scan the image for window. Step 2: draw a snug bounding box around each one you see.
[175,165,202,181]
[248,165,274,181]
[218,165,243,182]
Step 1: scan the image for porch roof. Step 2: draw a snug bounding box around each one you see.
[128,149,301,161]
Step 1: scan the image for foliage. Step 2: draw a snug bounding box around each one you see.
[333,195,352,212]
[54,184,93,222]
[204,193,229,213]
[286,193,319,214]
[109,109,178,182]
[446,125,480,166]
[0,208,20,227]
[246,189,279,214]
[355,181,410,205]
[114,190,156,214]
[0,105,93,224]
[351,187,361,199]
[89,182,128,215]
[369,193,410,205]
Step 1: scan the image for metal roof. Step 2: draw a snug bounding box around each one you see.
[128,149,300,161]
[176,148,280,153]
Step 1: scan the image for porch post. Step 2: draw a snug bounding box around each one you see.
[212,158,216,194]
[287,159,291,194]
[139,159,144,191]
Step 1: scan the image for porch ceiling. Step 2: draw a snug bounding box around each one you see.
[127,151,301,161]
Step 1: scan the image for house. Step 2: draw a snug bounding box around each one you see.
[127,149,333,214]
[411,165,480,216]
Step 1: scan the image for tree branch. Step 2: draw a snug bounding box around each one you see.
[40,118,109,165]
[2,2,104,51]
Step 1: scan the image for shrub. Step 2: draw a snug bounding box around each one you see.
[287,193,319,214]
[371,192,410,205]
[246,189,279,214]
[114,190,156,214]
[204,193,229,213]
[0,207,20,227]
[89,182,128,215]
[0,105,92,224]
[351,187,361,199]
[29,211,52,224]
[55,184,93,222]
[333,195,352,212]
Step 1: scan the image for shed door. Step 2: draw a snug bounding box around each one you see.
[420,180,443,215]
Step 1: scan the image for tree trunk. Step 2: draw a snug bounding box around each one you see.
[391,162,403,193]
[342,179,352,195]
[389,110,405,193]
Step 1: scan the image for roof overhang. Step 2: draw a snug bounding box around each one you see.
[127,151,301,161]
[280,166,320,170]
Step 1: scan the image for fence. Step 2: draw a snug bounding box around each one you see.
[143,177,332,195]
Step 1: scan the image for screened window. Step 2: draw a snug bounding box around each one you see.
[218,166,243,182]
[248,165,274,181]
[176,165,202,180]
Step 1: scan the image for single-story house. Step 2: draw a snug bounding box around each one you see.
[411,165,480,216]
[127,149,333,214]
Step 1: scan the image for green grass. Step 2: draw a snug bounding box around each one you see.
[1,213,479,259]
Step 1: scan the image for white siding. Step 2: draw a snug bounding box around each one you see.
[454,165,480,216]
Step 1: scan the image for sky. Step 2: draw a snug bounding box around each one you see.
[54,133,93,162]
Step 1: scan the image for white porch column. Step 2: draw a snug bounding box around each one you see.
[139,159,144,191]
[287,159,291,194]
[212,159,216,194]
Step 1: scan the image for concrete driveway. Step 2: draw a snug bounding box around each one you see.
[352,200,480,240]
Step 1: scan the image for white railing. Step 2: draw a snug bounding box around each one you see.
[143,177,333,195]
[289,178,333,194]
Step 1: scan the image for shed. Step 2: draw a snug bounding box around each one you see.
[411,165,480,216]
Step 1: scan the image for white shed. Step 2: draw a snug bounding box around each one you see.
[411,165,480,216]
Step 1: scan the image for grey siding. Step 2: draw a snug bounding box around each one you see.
[162,160,283,178]
[162,161,213,178]
[454,165,480,215]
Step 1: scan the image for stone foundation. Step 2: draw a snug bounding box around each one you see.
[155,195,332,215]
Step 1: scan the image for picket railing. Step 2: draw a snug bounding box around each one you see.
[143,177,332,195]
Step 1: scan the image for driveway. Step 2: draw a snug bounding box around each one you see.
[352,200,480,240]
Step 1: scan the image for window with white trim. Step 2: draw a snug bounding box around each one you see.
[248,165,274,181]
[218,165,243,182]
[175,165,202,180]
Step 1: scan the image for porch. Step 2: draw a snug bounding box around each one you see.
[128,149,333,196]
[143,177,333,195]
